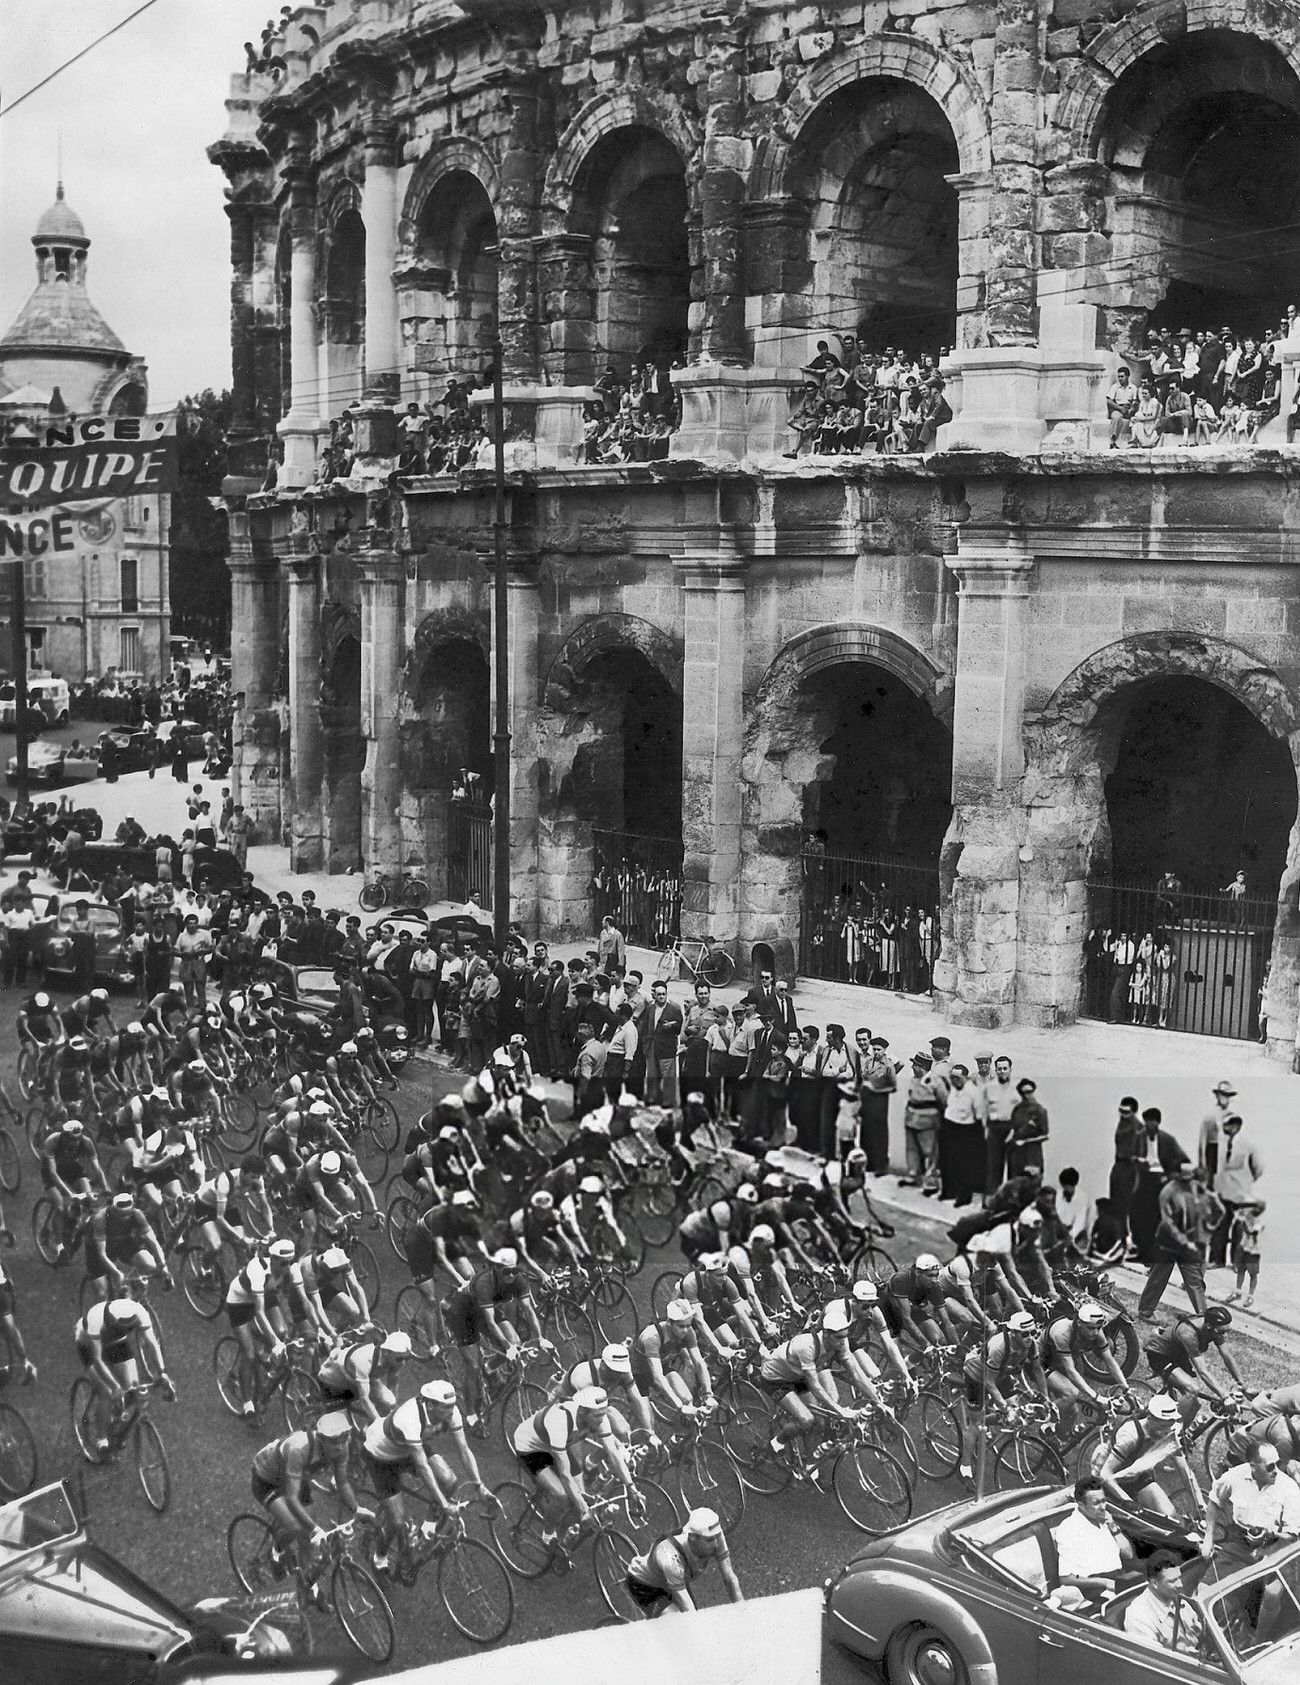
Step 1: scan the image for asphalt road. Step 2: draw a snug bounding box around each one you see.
[0,1034,1294,1678]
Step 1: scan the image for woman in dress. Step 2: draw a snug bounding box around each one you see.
[1152,938,1175,1028]
[1130,379,1163,448]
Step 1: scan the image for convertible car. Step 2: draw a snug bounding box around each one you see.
[825,1484,1300,1685]
[0,1481,308,1681]
[32,898,134,988]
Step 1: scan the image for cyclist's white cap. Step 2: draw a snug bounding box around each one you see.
[111,1192,134,1209]
[253,983,273,1000]
[491,1246,519,1268]
[307,1086,327,1099]
[699,1251,727,1272]
[381,1331,413,1356]
[33,992,51,1008]
[601,1343,632,1375]
[761,1175,786,1194]
[579,1175,604,1195]
[915,1253,940,1271]
[309,1101,333,1117]
[340,1041,358,1055]
[1077,1301,1108,1327]
[685,1507,722,1539]
[685,1092,706,1106]
[165,1142,186,1160]
[573,1385,608,1411]
[614,1095,637,1112]
[665,1299,694,1324]
[126,1021,145,1036]
[946,1257,971,1284]
[420,1379,457,1407]
[439,1126,461,1142]
[91,988,109,1002]
[188,1058,206,1073]
[584,1115,610,1134]
[107,1298,138,1319]
[1006,1311,1037,1333]
[708,1200,731,1225]
[63,1119,84,1135]
[149,1086,170,1103]
[1016,1208,1043,1230]
[269,1239,295,1261]
[735,1183,758,1204]
[316,1409,353,1441]
[205,1011,223,1024]
[321,1246,349,1269]
[319,1150,341,1175]
[846,1148,868,1166]
[68,1036,90,1052]
[451,1189,477,1207]
[763,1151,785,1170]
[1147,1394,1180,1422]
[749,1223,776,1246]
[822,1302,851,1333]
[530,1189,554,1210]
[850,1280,879,1305]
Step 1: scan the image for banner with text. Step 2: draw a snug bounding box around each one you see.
[0,413,179,509]
[0,502,130,561]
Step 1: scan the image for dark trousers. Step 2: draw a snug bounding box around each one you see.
[1109,1159,1142,1240]
[1137,1250,1207,1319]
[1,933,27,987]
[1109,966,1133,1022]
[985,1124,1012,1196]
[603,1052,626,1104]
[1130,1166,1163,1265]
[859,1092,891,1175]
[1210,1199,1244,1268]
[939,1121,983,1205]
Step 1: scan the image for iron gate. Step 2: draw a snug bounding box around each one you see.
[592,829,682,948]
[1081,881,1276,1040]
[798,850,942,992]
[447,801,493,909]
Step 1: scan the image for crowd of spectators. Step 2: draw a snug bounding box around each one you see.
[1107,319,1296,448]
[785,334,953,458]
[578,358,681,464]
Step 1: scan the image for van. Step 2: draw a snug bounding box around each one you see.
[0,676,70,727]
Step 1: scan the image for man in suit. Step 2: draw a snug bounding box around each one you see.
[644,979,684,1108]
[623,970,652,1098]
[743,965,777,1015]
[543,961,569,1080]
[771,978,798,1041]
[523,954,549,1075]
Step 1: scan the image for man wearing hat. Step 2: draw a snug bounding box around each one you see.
[1210,1113,1264,1270]
[858,1034,900,1175]
[1007,1078,1049,1178]
[928,1035,952,1087]
[624,1506,744,1615]
[899,1051,945,1191]
[1198,1081,1238,1182]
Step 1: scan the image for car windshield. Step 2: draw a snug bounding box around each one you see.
[0,1484,78,1565]
[1206,1552,1300,1666]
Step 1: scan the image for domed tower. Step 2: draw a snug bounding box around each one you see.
[0,182,147,415]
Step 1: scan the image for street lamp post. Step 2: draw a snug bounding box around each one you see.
[491,342,511,952]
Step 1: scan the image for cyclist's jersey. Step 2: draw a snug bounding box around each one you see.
[761,1331,838,1386]
[536,1161,582,1203]
[559,1192,616,1232]
[364,1398,461,1463]
[884,1267,944,1315]
[678,1210,720,1252]
[417,1205,482,1248]
[135,1125,197,1183]
[1041,1315,1108,1367]
[566,1357,632,1394]
[302,1251,351,1303]
[446,1264,527,1319]
[963,1332,1034,1386]
[936,1261,974,1300]
[294,1113,338,1156]
[1145,1319,1216,1370]
[297,1151,350,1197]
[174,1069,213,1107]
[627,1534,698,1593]
[632,1322,696,1369]
[513,1400,591,1456]
[77,1299,152,1346]
[44,1129,96,1181]
[225,1255,277,1309]
[261,1122,298,1165]
[509,1206,562,1251]
[99,1206,151,1260]
[193,1172,236,1221]
[681,1269,739,1325]
[1096,1418,1180,1480]
[21,1000,62,1041]
[319,1337,382,1393]
[402,1145,437,1188]
[252,1431,315,1488]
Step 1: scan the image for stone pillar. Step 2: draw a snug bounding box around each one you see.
[986,0,1039,347]
[228,517,283,842]
[277,168,321,489]
[225,207,263,485]
[285,551,324,870]
[357,547,404,875]
[362,121,400,403]
[496,57,542,386]
[676,544,747,954]
[933,535,1034,1029]
[537,233,596,386]
[506,566,540,929]
[696,20,748,365]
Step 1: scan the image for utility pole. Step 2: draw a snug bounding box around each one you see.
[491,341,511,951]
[12,555,28,811]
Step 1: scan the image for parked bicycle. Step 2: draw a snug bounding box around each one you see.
[357,872,431,913]
[655,936,735,988]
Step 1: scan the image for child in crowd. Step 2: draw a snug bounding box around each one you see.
[1227,1199,1266,1309]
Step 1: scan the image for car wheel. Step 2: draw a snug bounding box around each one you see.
[885,1623,970,1685]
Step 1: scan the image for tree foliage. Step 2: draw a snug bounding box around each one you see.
[170,390,232,646]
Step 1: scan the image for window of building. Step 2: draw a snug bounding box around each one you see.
[23,558,45,599]
[26,629,45,671]
[120,627,140,673]
[120,556,138,613]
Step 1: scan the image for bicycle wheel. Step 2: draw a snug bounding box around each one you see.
[393,1284,442,1364]
[592,1527,641,1622]
[699,947,735,988]
[178,1244,227,1320]
[676,1430,745,1533]
[332,1558,395,1664]
[70,1378,105,1465]
[364,1096,401,1154]
[358,879,388,913]
[586,1273,634,1341]
[866,1415,921,1489]
[544,1295,595,1369]
[16,1048,37,1104]
[227,1512,280,1594]
[650,1269,683,1326]
[0,1327,13,1390]
[134,1416,171,1513]
[631,1478,682,1538]
[654,948,679,983]
[385,1191,417,1261]
[438,1537,514,1645]
[350,1241,381,1320]
[832,1443,913,1535]
[280,1367,318,1433]
[914,1388,964,1481]
[629,1182,676,1250]
[0,1127,20,1195]
[401,877,431,909]
[992,1434,1066,1492]
[30,1195,62,1265]
[726,1414,792,1496]
[489,1480,553,1579]
[848,1240,897,1281]
[610,1205,645,1276]
[499,1380,548,1451]
[213,1336,248,1417]
[218,1094,258,1151]
[0,1402,37,1499]
[1200,1420,1234,1483]
[1079,1318,1138,1383]
[714,1375,769,1432]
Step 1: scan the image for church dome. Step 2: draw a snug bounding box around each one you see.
[34,184,87,245]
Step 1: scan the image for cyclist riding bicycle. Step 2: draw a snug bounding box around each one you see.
[833,1280,916,1390]
[109,1084,173,1154]
[558,1174,628,1260]
[168,1057,219,1131]
[62,988,116,1045]
[730,1225,799,1323]
[629,1301,716,1420]
[74,1295,173,1451]
[362,1379,493,1573]
[1228,1385,1300,1474]
[318,1328,413,1425]
[678,1200,736,1266]
[297,1243,370,1330]
[677,1251,767,1356]
[510,1385,634,1546]
[1042,1300,1131,1423]
[0,1220,37,1385]
[624,1505,744,1616]
[509,1188,581,1279]
[882,1255,960,1350]
[442,1248,548,1432]
[1093,1393,1199,1517]
[296,1145,378,1245]
[18,991,65,1090]
[40,1117,108,1262]
[1145,1307,1245,1404]
[186,1157,269,1269]
[958,1309,1049,1480]
[85,1191,170,1301]
[812,1297,898,1417]
[250,1412,366,1582]
[56,1036,96,1113]
[747,1184,821,1273]
[760,1304,863,1468]
[224,1242,295,1418]
[554,1342,658,1443]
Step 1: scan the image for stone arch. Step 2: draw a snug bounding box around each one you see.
[401,606,489,703]
[752,622,953,726]
[399,140,500,244]
[545,612,683,700]
[542,89,700,228]
[1054,0,1300,156]
[750,35,993,199]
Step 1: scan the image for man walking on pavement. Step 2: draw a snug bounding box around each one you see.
[1137,1161,1208,1322]
[1198,1081,1238,1182]
[1109,1096,1146,1256]
[1131,1108,1189,1264]
[1210,1114,1264,1270]
[644,979,683,1109]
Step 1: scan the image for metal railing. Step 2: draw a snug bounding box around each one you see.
[1081,881,1276,1041]
[798,850,941,992]
[592,829,682,949]
[447,801,493,910]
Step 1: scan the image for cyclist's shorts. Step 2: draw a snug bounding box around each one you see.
[102,1337,132,1367]
[0,1281,14,1318]
[84,1249,113,1282]
[76,1335,96,1368]
[515,1448,555,1477]
[1143,1345,1179,1382]
[318,1373,359,1406]
[405,1228,438,1283]
[227,1300,256,1330]
[761,1375,810,1399]
[625,1576,672,1615]
[441,1295,481,1349]
[251,1471,278,1506]
[361,1451,407,1500]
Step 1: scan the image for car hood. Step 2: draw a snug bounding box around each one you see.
[0,1536,194,1659]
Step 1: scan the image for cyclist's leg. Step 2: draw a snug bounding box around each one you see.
[772,1387,814,1454]
[233,1318,262,1415]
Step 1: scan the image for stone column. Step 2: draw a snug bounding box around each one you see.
[362,121,400,403]
[357,546,404,874]
[285,551,324,870]
[228,516,283,842]
[933,535,1034,1029]
[225,207,264,485]
[675,543,747,954]
[496,60,541,386]
[696,20,748,365]
[277,168,321,489]
[506,565,540,929]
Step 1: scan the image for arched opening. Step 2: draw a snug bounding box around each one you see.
[1076,676,1297,1036]
[540,645,684,943]
[569,127,692,379]
[406,172,499,388]
[1099,34,1300,339]
[321,205,365,420]
[801,80,960,356]
[322,635,363,871]
[400,636,492,903]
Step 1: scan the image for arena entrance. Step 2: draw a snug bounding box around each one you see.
[321,634,363,872]
[402,632,492,904]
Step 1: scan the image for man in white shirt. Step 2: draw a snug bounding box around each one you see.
[938,1064,983,1207]
[1123,1549,1203,1653]
[1203,1444,1300,1575]
[1106,366,1139,446]
[1053,1477,1134,1606]
[981,1053,1017,1196]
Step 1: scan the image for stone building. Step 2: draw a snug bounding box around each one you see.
[212,0,1300,1060]
[0,184,171,683]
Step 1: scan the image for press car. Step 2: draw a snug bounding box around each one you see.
[825,1484,1300,1685]
[33,898,134,986]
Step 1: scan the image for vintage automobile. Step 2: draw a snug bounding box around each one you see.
[0,1481,309,1680]
[32,897,134,987]
[63,742,103,782]
[825,1483,1300,1685]
[5,742,68,786]
[97,726,158,774]
[154,717,208,757]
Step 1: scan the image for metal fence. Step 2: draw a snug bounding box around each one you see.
[447,802,493,910]
[1081,881,1276,1041]
[592,829,682,948]
[798,851,942,992]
